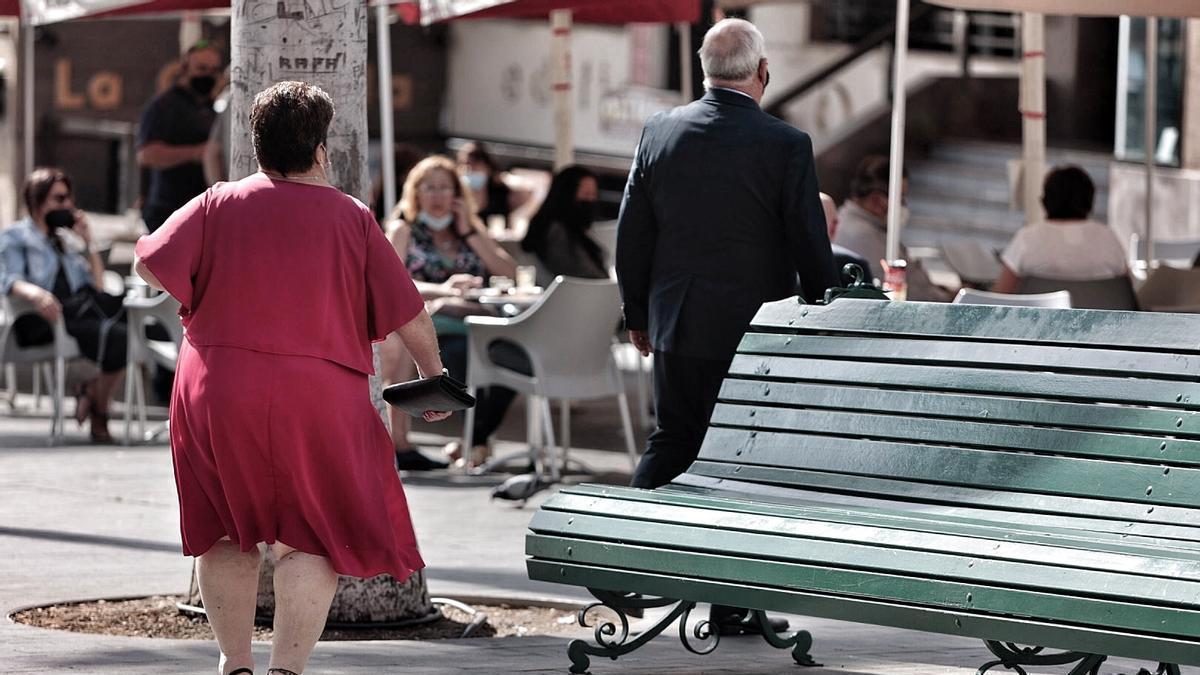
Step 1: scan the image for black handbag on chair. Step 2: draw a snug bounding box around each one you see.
[382,372,476,417]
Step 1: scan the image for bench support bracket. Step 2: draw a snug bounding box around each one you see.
[567,590,816,674]
[978,641,1107,675]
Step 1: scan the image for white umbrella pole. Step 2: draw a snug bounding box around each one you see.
[376,1,397,214]
[23,21,34,178]
[885,0,911,264]
[1020,12,1046,224]
[1143,16,1157,267]
[678,21,693,103]
[550,8,573,170]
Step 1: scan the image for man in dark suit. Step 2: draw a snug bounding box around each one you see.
[616,18,839,633]
[617,18,838,490]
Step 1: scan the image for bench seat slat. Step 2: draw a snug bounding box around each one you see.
[527,535,1200,639]
[753,298,1200,352]
[534,495,1200,579]
[738,333,1200,381]
[561,483,1200,552]
[708,403,1200,466]
[728,355,1200,411]
[662,475,1200,541]
[696,428,1200,508]
[718,380,1200,438]
[526,560,1200,666]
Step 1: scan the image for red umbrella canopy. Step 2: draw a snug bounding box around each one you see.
[1,0,21,16]
[417,0,699,25]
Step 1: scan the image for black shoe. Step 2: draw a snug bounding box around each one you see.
[711,610,789,636]
[394,448,449,471]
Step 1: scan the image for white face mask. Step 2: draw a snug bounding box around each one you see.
[464,172,487,191]
[419,210,454,231]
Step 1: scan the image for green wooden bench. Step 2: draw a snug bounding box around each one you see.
[526,297,1200,675]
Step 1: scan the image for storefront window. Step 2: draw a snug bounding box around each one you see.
[1116,17,1185,167]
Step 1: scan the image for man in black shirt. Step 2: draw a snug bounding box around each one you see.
[136,42,221,233]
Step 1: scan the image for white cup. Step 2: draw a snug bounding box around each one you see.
[515,265,537,289]
[490,275,514,292]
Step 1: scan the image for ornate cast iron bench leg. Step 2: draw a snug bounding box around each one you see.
[977,641,1180,675]
[567,590,817,674]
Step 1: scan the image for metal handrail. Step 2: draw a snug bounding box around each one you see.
[763,2,938,118]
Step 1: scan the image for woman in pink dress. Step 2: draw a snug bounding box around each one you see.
[134,81,448,675]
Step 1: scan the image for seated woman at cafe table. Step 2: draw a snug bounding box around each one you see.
[379,154,518,471]
[992,165,1128,294]
[521,165,609,281]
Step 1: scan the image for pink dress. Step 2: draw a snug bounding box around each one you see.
[135,173,426,580]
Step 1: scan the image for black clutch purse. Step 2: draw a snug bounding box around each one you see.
[382,372,476,417]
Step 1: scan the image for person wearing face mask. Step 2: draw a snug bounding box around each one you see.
[380,155,517,470]
[456,141,532,228]
[0,168,130,442]
[136,40,222,233]
[834,155,953,301]
[521,165,609,281]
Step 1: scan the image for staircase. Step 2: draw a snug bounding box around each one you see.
[905,139,1113,252]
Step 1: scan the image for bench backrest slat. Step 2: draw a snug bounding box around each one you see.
[688,298,1200,520]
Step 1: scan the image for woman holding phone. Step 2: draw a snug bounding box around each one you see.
[0,167,128,442]
[380,155,517,470]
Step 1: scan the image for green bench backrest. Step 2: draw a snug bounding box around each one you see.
[687,298,1200,536]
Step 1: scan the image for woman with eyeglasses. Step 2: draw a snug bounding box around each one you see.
[379,155,516,471]
[0,167,128,442]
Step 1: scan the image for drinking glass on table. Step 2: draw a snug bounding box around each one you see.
[515,265,537,290]
[490,275,514,292]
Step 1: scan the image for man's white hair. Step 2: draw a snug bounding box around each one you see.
[699,18,767,86]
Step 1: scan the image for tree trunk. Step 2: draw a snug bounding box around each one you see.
[184,0,435,624]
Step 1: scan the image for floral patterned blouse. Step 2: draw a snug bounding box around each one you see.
[405,220,487,283]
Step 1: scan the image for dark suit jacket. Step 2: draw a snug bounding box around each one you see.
[615,88,839,361]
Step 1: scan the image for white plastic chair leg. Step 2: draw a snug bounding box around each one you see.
[32,362,44,410]
[123,364,137,445]
[135,365,148,442]
[616,391,639,472]
[4,364,16,409]
[50,356,65,445]
[637,354,653,429]
[558,398,570,473]
[538,395,560,483]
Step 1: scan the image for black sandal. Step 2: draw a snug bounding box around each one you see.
[227,669,254,675]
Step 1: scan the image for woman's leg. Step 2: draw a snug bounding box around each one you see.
[267,542,338,674]
[196,538,263,675]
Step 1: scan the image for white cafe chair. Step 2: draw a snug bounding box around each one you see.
[123,292,183,444]
[462,276,638,481]
[953,288,1072,308]
[0,295,81,444]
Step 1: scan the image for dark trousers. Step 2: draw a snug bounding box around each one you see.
[631,350,732,489]
[441,336,530,446]
[631,349,750,623]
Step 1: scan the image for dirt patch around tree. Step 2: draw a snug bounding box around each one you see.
[11,595,595,641]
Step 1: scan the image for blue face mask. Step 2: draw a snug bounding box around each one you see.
[419,210,454,231]
[464,172,487,192]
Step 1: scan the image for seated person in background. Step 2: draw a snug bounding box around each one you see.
[821,192,871,286]
[379,155,518,471]
[0,168,127,442]
[457,141,532,229]
[521,165,609,281]
[992,165,1127,293]
[835,155,952,301]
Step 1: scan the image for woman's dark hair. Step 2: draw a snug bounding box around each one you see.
[23,167,72,216]
[521,165,602,268]
[250,81,334,176]
[1041,165,1095,220]
[459,141,499,176]
[850,155,908,199]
